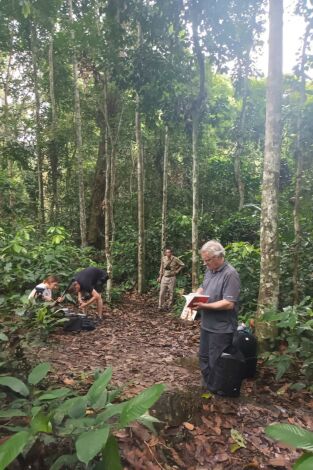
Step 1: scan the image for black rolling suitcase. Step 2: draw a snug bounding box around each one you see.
[233,328,258,378]
[208,346,246,397]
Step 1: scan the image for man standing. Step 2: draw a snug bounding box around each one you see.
[157,248,185,311]
[69,267,108,320]
[193,240,240,391]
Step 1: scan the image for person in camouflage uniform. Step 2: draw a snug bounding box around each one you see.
[157,248,185,311]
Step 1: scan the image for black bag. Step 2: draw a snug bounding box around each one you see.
[233,329,258,378]
[63,315,96,332]
[209,346,246,397]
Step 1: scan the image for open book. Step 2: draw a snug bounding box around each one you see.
[185,293,209,309]
[180,293,209,321]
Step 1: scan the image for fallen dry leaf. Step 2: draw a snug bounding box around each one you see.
[183,421,195,430]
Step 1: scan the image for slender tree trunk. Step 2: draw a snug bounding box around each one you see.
[30,22,45,225]
[292,25,310,304]
[161,125,169,257]
[191,6,206,291]
[256,0,283,332]
[103,76,113,300]
[87,122,106,247]
[136,23,145,294]
[68,0,87,247]
[104,125,112,300]
[48,30,59,222]
[191,111,200,290]
[234,75,248,210]
[3,42,13,211]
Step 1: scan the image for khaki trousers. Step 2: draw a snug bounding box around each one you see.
[159,276,176,308]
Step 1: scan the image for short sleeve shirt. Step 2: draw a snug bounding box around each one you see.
[161,256,185,277]
[200,262,240,333]
[28,283,52,300]
[74,267,107,294]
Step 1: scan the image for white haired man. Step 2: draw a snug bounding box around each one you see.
[193,240,240,392]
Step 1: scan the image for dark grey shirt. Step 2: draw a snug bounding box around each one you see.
[200,262,240,333]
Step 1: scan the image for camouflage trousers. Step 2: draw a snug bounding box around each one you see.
[159,276,176,309]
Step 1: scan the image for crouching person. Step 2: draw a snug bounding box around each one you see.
[28,275,64,303]
[69,267,109,320]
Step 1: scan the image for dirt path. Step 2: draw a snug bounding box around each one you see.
[30,293,313,469]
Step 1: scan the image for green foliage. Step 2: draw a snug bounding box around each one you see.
[263,298,313,380]
[0,225,98,312]
[226,242,260,315]
[0,363,165,468]
[265,423,313,469]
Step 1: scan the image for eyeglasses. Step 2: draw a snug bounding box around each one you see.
[202,256,216,264]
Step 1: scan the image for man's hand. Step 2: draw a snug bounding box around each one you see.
[194,299,235,311]
[79,300,88,309]
[193,302,210,310]
[157,276,162,283]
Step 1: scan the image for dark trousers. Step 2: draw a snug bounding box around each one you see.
[199,329,233,389]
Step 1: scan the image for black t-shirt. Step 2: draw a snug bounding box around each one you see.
[73,267,108,294]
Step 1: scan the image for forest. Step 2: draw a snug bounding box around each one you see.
[1,0,313,468]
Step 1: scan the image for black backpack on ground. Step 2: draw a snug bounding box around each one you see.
[208,345,246,397]
[63,314,96,332]
[232,329,258,379]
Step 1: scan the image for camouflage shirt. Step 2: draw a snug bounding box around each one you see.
[160,256,185,278]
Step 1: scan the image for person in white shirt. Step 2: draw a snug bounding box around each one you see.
[28,275,64,303]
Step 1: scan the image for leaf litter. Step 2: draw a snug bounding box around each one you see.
[27,293,313,469]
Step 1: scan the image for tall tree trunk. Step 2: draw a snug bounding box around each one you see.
[103,76,113,301]
[68,0,87,247]
[161,125,169,257]
[102,73,123,300]
[292,24,310,305]
[256,0,283,333]
[136,23,145,294]
[3,40,13,211]
[30,22,45,225]
[104,125,112,300]
[48,30,59,222]
[191,6,206,291]
[87,122,106,247]
[234,74,248,210]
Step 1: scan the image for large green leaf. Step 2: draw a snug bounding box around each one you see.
[93,389,108,411]
[87,368,112,406]
[30,412,52,434]
[265,424,313,451]
[38,388,71,401]
[119,384,165,428]
[54,396,87,420]
[61,417,96,436]
[0,333,8,342]
[50,454,78,470]
[0,377,29,397]
[294,453,313,470]
[28,363,51,385]
[137,412,161,433]
[0,431,31,470]
[101,434,122,470]
[75,426,110,465]
[95,403,126,425]
[0,409,27,418]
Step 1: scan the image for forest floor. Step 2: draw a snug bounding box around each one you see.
[29,293,313,470]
